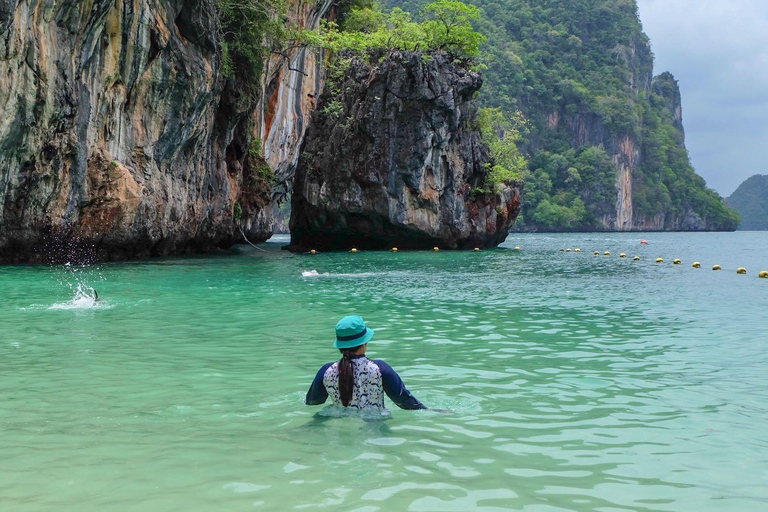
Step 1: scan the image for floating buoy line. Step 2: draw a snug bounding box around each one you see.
[553,245,766,280]
[302,244,767,280]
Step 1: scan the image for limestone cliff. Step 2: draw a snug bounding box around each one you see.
[386,0,738,232]
[0,0,275,262]
[289,51,521,251]
[254,0,333,202]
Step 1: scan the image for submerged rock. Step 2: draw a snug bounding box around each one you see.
[289,51,521,251]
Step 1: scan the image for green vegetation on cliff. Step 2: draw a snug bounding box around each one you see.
[316,1,527,188]
[386,0,739,230]
[215,0,288,102]
[476,108,527,185]
[318,0,485,60]
[219,0,738,231]
[727,175,768,230]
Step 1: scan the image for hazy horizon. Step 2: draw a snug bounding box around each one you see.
[637,0,768,198]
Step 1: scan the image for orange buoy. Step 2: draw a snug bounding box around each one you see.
[640,240,648,245]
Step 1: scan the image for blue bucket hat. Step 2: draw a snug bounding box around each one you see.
[334,315,375,349]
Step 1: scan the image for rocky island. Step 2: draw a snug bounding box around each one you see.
[0,0,739,262]
[289,51,520,251]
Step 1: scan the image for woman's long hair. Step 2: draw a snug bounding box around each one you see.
[338,348,358,406]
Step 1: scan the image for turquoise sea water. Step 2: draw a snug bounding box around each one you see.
[1,232,767,511]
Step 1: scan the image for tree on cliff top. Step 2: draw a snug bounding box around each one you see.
[421,1,485,58]
[215,0,287,103]
[319,0,486,60]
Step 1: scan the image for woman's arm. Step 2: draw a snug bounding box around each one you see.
[305,363,333,405]
[374,359,427,410]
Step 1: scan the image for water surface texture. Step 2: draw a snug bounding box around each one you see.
[2,233,767,511]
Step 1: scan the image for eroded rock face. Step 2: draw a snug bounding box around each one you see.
[255,0,334,200]
[0,0,268,262]
[289,51,521,251]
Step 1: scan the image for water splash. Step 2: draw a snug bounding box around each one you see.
[47,254,109,310]
[49,283,109,310]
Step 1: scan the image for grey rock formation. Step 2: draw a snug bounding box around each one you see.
[652,72,685,139]
[0,0,18,33]
[0,0,269,262]
[289,51,521,251]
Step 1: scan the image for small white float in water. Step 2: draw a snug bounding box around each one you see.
[301,270,329,278]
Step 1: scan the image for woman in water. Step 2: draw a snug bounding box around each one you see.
[305,315,427,413]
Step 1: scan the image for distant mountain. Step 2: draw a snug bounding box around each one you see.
[386,0,740,231]
[727,175,768,230]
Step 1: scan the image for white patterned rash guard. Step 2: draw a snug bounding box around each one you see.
[306,355,426,411]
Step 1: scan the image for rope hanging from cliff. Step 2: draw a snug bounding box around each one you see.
[238,225,267,252]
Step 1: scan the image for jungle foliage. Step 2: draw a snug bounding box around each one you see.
[316,1,527,187]
[386,0,739,230]
[476,108,528,185]
[215,0,738,230]
[316,0,486,60]
[215,0,289,104]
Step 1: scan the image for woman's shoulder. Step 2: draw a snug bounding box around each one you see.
[369,358,397,375]
[316,361,336,375]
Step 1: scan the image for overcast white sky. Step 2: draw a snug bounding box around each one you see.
[636,0,768,196]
